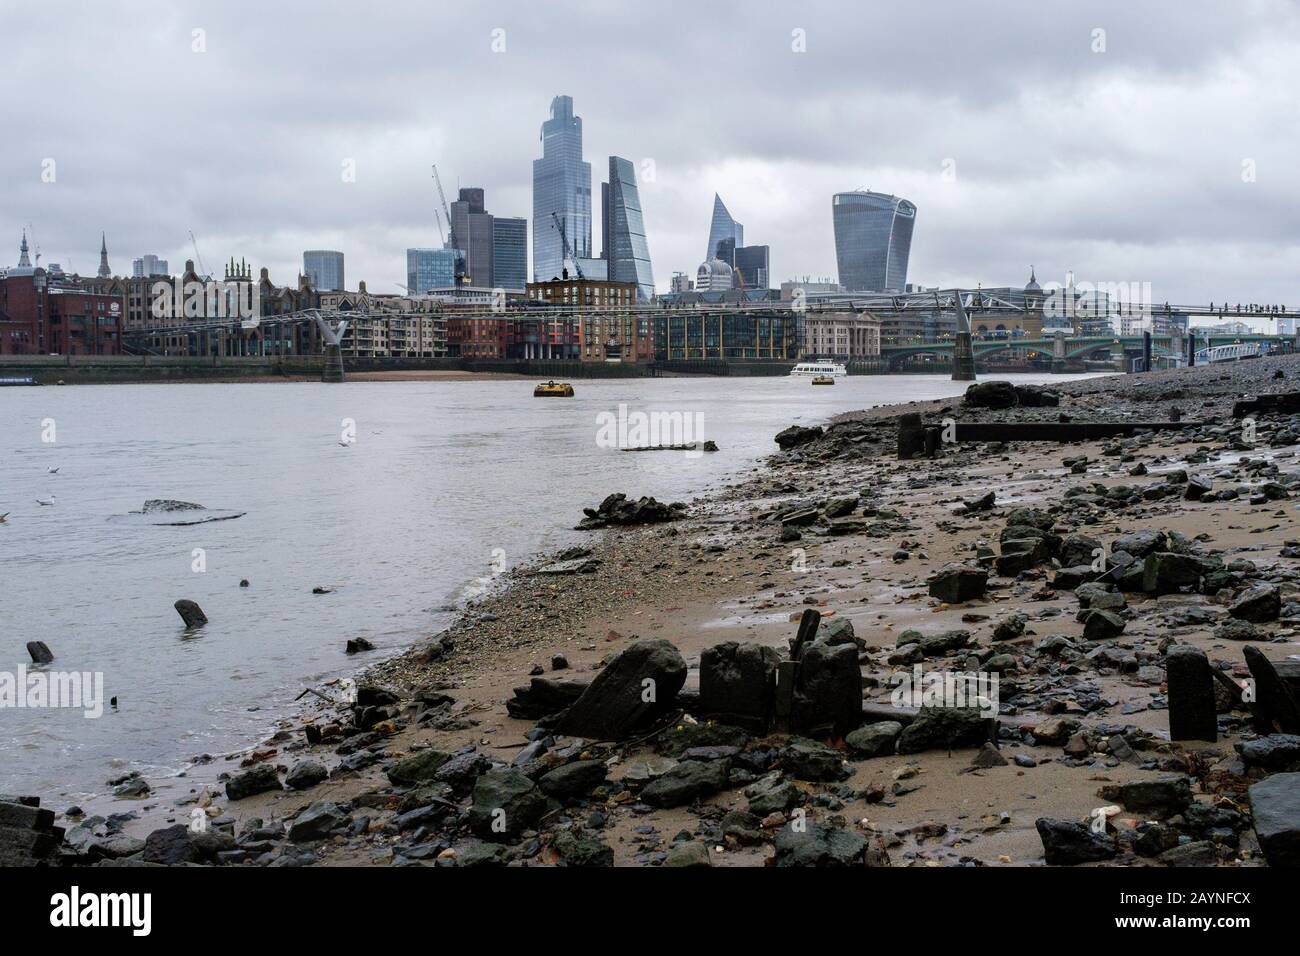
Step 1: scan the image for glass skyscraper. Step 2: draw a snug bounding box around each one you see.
[706,193,743,262]
[406,247,460,293]
[601,156,654,302]
[532,95,592,282]
[303,250,345,291]
[492,218,528,290]
[832,191,916,292]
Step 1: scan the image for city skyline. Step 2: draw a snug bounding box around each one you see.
[5,1,1300,306]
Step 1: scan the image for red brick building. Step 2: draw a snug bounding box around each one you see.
[0,232,123,355]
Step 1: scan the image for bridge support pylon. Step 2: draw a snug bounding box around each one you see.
[322,343,345,383]
[951,331,976,381]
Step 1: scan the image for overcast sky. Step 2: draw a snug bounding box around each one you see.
[5,0,1300,315]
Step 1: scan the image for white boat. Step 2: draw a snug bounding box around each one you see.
[790,361,848,377]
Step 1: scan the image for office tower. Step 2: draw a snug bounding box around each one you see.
[406,247,461,293]
[705,193,743,262]
[491,218,528,290]
[132,254,169,277]
[303,250,345,291]
[600,156,654,302]
[532,95,592,282]
[732,244,769,290]
[832,191,916,292]
[449,188,495,287]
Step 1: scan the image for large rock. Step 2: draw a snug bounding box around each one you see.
[780,737,848,781]
[774,425,824,450]
[555,638,686,739]
[928,564,988,604]
[1235,734,1300,770]
[846,721,903,758]
[576,494,685,530]
[1058,533,1102,568]
[224,763,281,801]
[468,768,546,840]
[1035,818,1118,865]
[744,771,800,816]
[142,823,233,864]
[640,759,730,808]
[1099,777,1193,818]
[1230,584,1281,623]
[1248,772,1300,866]
[1166,645,1217,742]
[963,381,1019,409]
[287,801,348,842]
[773,822,866,866]
[538,759,608,800]
[698,641,779,732]
[1112,529,1167,558]
[791,640,861,738]
[285,760,329,791]
[896,707,990,754]
[386,748,451,787]
[551,829,614,867]
[1081,608,1126,641]
[1142,552,1203,595]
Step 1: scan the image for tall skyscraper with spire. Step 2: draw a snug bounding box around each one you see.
[97,233,112,278]
[532,95,592,283]
[705,194,743,262]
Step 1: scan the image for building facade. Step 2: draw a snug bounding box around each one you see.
[800,311,882,360]
[532,95,592,282]
[132,254,168,277]
[449,188,494,287]
[601,156,655,302]
[832,191,916,292]
[492,218,528,290]
[407,248,461,294]
[303,250,345,291]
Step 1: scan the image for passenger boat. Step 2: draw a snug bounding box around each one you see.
[790,362,847,377]
[810,375,835,385]
[534,380,575,397]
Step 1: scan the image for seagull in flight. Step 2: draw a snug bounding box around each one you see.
[36,496,55,506]
[0,513,9,523]
[48,467,59,474]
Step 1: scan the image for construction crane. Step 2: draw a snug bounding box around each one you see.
[431,165,466,282]
[550,212,584,280]
[188,230,210,280]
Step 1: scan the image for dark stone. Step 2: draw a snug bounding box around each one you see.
[225,763,281,801]
[1230,584,1281,623]
[555,638,686,739]
[385,748,451,786]
[964,381,1019,409]
[1184,474,1214,500]
[928,564,988,604]
[896,707,990,755]
[773,822,866,866]
[1244,645,1300,734]
[1235,734,1300,770]
[345,637,374,654]
[845,721,903,758]
[538,759,608,800]
[791,641,861,738]
[284,760,329,790]
[1099,776,1193,817]
[468,768,546,840]
[1081,608,1126,641]
[1166,645,1217,742]
[744,771,800,816]
[287,801,348,842]
[774,425,824,450]
[506,677,589,720]
[1142,552,1203,595]
[552,829,614,867]
[640,759,730,808]
[1035,818,1118,865]
[174,599,208,628]
[780,737,848,781]
[698,641,779,733]
[576,493,685,530]
[1248,772,1300,866]
[25,641,53,664]
[1113,529,1167,557]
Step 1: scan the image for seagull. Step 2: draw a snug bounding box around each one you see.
[36,496,54,506]
[0,513,9,523]
[47,467,59,474]
[338,440,351,447]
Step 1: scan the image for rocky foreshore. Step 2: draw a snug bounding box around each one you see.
[11,355,1300,868]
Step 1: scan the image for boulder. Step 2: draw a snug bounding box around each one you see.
[1099,777,1193,818]
[896,707,990,754]
[773,822,866,866]
[928,564,988,604]
[1229,584,1280,623]
[846,721,903,758]
[551,829,614,867]
[468,768,546,840]
[780,737,848,781]
[1142,552,1203,595]
[640,759,730,808]
[224,763,280,801]
[1081,608,1126,641]
[555,638,687,739]
[744,771,800,816]
[1248,772,1300,866]
[698,641,779,732]
[963,381,1019,409]
[174,599,208,628]
[284,760,329,791]
[538,759,608,800]
[385,749,451,787]
[1035,818,1117,865]
[774,425,824,450]
[287,801,348,842]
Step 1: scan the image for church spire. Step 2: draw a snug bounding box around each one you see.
[17,230,31,268]
[97,232,111,277]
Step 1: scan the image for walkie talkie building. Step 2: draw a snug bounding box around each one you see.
[832,191,916,292]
